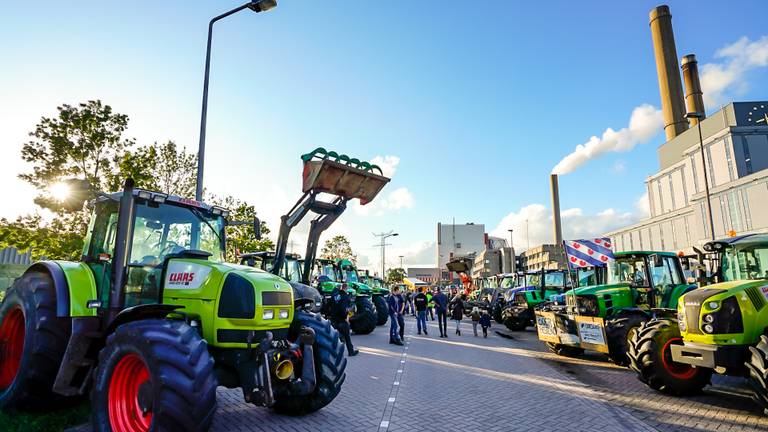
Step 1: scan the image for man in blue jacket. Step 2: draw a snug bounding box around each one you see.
[432,287,449,338]
[387,286,405,346]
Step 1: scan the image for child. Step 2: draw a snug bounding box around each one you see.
[479,310,492,338]
[470,307,481,337]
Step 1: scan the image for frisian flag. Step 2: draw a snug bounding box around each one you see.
[563,238,614,269]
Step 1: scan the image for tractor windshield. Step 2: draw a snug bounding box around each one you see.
[543,272,566,288]
[284,257,302,283]
[316,263,338,282]
[342,266,359,283]
[608,257,648,287]
[500,277,517,288]
[130,202,226,264]
[525,274,541,287]
[723,244,768,281]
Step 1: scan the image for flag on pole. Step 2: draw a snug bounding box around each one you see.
[564,238,614,269]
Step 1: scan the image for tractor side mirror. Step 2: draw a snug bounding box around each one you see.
[253,217,262,240]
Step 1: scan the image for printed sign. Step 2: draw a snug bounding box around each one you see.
[575,316,609,353]
[165,261,212,290]
[535,311,560,343]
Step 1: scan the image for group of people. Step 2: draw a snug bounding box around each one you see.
[387,286,493,343]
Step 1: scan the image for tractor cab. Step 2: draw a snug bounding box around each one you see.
[337,259,371,296]
[501,269,571,331]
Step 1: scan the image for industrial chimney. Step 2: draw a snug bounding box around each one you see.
[681,54,706,125]
[550,174,563,246]
[649,5,688,141]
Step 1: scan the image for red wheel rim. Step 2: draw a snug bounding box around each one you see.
[661,337,697,379]
[108,353,153,432]
[0,308,25,389]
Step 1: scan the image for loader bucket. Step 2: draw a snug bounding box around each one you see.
[446,258,472,273]
[301,148,390,205]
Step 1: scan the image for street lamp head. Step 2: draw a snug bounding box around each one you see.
[685,111,704,119]
[393,233,399,237]
[248,0,277,13]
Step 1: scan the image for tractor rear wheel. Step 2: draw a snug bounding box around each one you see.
[372,295,389,326]
[272,311,347,415]
[746,335,768,413]
[492,301,504,324]
[628,319,711,395]
[0,271,71,410]
[606,312,648,366]
[350,297,377,335]
[546,342,584,358]
[91,319,217,432]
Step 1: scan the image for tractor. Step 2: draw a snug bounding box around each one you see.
[628,234,768,412]
[0,148,389,431]
[360,270,390,326]
[535,251,695,366]
[312,259,378,335]
[240,251,322,314]
[490,273,524,323]
[501,269,571,331]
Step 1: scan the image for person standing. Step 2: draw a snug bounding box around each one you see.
[426,290,435,321]
[329,284,359,356]
[432,287,449,338]
[470,307,481,337]
[413,287,429,335]
[479,310,492,338]
[450,294,464,336]
[397,288,406,341]
[388,286,404,345]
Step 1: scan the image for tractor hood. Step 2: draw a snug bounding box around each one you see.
[679,279,768,303]
[163,259,293,300]
[348,281,371,295]
[567,283,631,297]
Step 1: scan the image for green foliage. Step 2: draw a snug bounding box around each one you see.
[0,213,87,261]
[0,400,90,432]
[111,140,197,198]
[209,195,274,263]
[386,267,406,285]
[19,100,134,211]
[320,235,357,264]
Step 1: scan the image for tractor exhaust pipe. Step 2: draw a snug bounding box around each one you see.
[289,326,317,395]
[109,179,136,312]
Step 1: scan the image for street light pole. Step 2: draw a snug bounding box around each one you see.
[686,112,715,241]
[195,0,277,201]
[373,231,398,279]
[399,255,404,269]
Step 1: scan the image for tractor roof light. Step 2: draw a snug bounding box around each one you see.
[137,190,152,200]
[152,193,167,203]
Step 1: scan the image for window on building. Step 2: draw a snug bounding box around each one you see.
[742,136,754,175]
[724,137,735,181]
[728,191,743,232]
[657,180,665,214]
[707,145,716,187]
[456,243,462,249]
[690,155,699,194]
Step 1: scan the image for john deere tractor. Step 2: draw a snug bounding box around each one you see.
[629,234,768,411]
[535,251,695,365]
[313,259,378,335]
[501,269,570,331]
[360,270,390,326]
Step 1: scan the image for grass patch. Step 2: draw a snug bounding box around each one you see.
[0,401,91,432]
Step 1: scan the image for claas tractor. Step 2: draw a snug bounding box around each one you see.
[312,259,378,334]
[501,269,571,331]
[360,270,390,326]
[629,234,768,412]
[535,251,695,366]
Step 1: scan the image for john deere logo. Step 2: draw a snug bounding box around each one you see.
[169,272,195,286]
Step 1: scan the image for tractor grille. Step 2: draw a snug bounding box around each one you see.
[745,286,766,311]
[681,289,720,336]
[262,291,292,306]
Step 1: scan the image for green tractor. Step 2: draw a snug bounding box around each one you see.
[501,269,571,331]
[629,234,768,411]
[360,271,390,326]
[490,273,524,323]
[535,251,695,366]
[313,259,378,335]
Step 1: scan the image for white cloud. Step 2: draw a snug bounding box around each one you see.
[551,104,663,175]
[490,203,640,252]
[611,160,626,174]
[700,36,768,108]
[352,186,414,215]
[370,155,401,178]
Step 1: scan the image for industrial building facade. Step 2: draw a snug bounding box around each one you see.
[607,103,768,252]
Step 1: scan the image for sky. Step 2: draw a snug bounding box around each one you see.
[1,1,767,273]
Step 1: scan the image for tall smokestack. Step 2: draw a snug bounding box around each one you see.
[550,174,563,246]
[649,5,688,141]
[681,54,706,125]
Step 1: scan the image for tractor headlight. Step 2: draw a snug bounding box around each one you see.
[707,301,719,310]
[678,316,687,332]
[278,309,289,319]
[262,309,275,320]
[703,314,714,323]
[703,324,714,333]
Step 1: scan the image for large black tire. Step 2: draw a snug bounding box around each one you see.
[0,271,71,410]
[628,319,711,395]
[350,296,377,335]
[546,342,584,358]
[272,311,347,415]
[501,307,528,331]
[91,319,217,432]
[746,335,768,412]
[606,312,648,366]
[492,300,504,324]
[372,295,389,326]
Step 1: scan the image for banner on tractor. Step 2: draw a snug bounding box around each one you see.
[563,238,614,269]
[535,311,609,353]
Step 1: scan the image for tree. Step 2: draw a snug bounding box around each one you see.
[209,195,274,263]
[19,100,134,210]
[112,141,197,198]
[0,214,84,261]
[385,267,406,285]
[320,235,357,264]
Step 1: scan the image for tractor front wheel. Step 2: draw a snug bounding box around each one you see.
[628,319,711,395]
[746,335,768,413]
[606,312,648,366]
[492,301,504,324]
[272,311,347,415]
[372,295,389,326]
[0,271,71,410]
[350,297,377,335]
[546,342,584,358]
[91,319,217,432]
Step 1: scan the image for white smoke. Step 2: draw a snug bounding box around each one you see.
[700,36,768,108]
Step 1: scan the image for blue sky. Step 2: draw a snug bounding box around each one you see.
[1,1,767,271]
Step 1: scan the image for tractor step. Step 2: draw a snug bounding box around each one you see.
[53,317,102,396]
